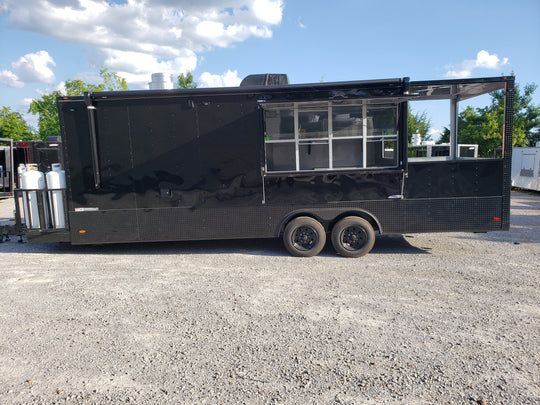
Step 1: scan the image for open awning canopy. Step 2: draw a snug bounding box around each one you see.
[409,77,509,101]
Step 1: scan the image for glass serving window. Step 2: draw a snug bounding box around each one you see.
[333,104,363,138]
[298,107,328,140]
[263,100,399,173]
[265,107,295,141]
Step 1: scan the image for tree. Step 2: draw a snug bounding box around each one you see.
[96,68,129,92]
[28,91,63,139]
[447,82,539,157]
[438,127,450,144]
[29,68,129,140]
[0,106,36,140]
[493,82,539,147]
[407,108,431,144]
[177,71,197,89]
[64,68,129,95]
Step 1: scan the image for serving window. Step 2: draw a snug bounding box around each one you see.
[263,100,399,173]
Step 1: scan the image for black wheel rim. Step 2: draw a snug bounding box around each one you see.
[340,225,367,251]
[292,226,317,251]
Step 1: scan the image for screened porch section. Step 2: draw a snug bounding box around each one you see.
[263,100,399,173]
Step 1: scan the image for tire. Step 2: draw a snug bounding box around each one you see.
[283,216,326,257]
[331,216,375,258]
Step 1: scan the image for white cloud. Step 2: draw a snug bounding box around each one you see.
[427,128,443,142]
[11,50,56,83]
[54,81,67,93]
[297,17,307,29]
[445,50,509,78]
[0,70,24,87]
[0,50,56,88]
[20,97,34,107]
[199,69,242,87]
[252,0,283,24]
[14,98,38,131]
[1,0,284,88]
[196,20,225,38]
[101,49,198,89]
[475,50,509,69]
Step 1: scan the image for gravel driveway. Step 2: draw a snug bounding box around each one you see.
[0,192,538,404]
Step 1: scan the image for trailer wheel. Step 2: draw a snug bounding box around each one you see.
[283,217,326,257]
[331,216,375,258]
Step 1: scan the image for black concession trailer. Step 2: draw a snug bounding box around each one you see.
[13,75,514,257]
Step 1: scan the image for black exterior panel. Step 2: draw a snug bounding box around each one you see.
[94,102,137,209]
[196,99,263,207]
[69,210,139,244]
[501,78,514,230]
[66,195,503,245]
[50,76,513,247]
[59,100,137,211]
[128,98,199,209]
[405,160,503,199]
[265,172,403,204]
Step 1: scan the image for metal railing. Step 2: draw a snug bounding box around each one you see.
[13,188,69,234]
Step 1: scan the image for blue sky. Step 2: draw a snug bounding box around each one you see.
[1,0,539,137]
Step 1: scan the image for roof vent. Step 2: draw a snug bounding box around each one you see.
[149,73,174,90]
[240,74,289,87]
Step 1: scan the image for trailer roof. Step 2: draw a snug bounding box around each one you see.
[58,76,512,104]
[409,76,511,101]
[72,77,404,101]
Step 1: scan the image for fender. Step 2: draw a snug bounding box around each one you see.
[277,207,383,237]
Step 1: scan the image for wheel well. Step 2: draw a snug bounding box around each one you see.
[278,213,326,237]
[278,210,381,237]
[329,211,381,234]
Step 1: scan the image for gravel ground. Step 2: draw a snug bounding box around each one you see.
[0,192,538,404]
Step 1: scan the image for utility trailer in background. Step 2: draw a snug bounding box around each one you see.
[408,143,478,158]
[12,75,514,257]
[0,138,14,198]
[14,138,63,179]
[0,137,63,194]
[512,147,540,191]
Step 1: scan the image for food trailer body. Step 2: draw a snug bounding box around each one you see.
[13,75,514,257]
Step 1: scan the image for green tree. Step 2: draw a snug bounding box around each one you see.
[177,71,197,89]
[0,106,36,140]
[491,82,539,147]
[451,82,539,157]
[28,91,63,139]
[64,68,129,95]
[96,68,129,92]
[29,68,129,139]
[407,108,432,143]
[438,127,450,144]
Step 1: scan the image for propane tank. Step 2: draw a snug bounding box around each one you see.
[21,164,48,229]
[17,164,26,187]
[18,164,29,225]
[46,163,66,229]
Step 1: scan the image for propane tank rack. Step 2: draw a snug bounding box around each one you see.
[13,187,70,238]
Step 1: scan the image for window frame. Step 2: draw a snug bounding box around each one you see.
[262,99,401,175]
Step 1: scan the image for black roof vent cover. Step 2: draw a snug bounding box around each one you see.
[240,74,289,87]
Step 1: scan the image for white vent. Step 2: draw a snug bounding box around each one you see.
[149,73,174,90]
